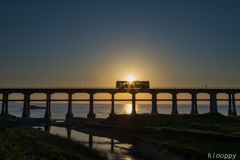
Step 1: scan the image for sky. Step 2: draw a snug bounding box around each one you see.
[1,0,240,88]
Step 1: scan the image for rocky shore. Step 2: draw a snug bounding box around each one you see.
[20,105,46,110]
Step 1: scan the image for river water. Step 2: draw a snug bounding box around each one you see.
[33,126,134,160]
[9,102,239,160]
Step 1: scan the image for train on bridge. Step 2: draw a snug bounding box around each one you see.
[116,81,150,89]
[0,85,239,118]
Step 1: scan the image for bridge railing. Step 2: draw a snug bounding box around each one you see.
[0,87,239,89]
[151,87,239,89]
[0,87,117,89]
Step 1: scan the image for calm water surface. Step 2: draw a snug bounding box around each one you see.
[7,103,240,119]
[33,126,135,160]
[10,102,239,160]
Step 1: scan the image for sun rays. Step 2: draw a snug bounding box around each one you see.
[126,76,135,82]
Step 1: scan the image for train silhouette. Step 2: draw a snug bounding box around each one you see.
[116,81,150,89]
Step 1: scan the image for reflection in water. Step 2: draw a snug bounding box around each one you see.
[125,104,132,114]
[67,127,71,139]
[33,126,134,160]
[124,104,138,114]
[89,134,93,148]
[44,125,51,133]
[111,139,114,153]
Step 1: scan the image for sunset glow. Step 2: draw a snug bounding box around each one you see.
[125,104,132,114]
[126,76,135,82]
[1,2,240,160]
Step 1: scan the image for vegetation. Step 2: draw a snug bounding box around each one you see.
[1,113,239,160]
[0,118,107,160]
[102,113,240,160]
[103,113,240,135]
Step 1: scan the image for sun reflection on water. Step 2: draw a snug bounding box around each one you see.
[125,104,132,114]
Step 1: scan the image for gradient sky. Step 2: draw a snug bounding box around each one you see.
[1,1,240,88]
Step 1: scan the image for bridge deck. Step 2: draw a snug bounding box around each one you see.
[3,99,240,101]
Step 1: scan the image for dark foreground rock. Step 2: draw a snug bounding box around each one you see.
[20,105,46,110]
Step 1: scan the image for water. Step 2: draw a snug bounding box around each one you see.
[33,126,135,160]
[10,103,239,160]
[6,102,240,119]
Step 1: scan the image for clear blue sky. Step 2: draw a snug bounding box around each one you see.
[1,0,240,88]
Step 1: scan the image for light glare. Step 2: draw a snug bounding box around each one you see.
[126,76,135,82]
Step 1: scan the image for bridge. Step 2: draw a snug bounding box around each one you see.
[0,87,239,119]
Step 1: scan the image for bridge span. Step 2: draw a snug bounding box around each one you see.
[0,88,239,119]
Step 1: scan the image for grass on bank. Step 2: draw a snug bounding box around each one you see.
[102,113,240,160]
[103,112,240,135]
[0,121,107,160]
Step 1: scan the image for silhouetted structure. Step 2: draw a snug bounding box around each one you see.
[116,81,149,89]
[44,125,51,133]
[0,87,238,118]
[67,127,71,139]
[89,134,93,148]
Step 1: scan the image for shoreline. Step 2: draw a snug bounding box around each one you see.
[1,113,240,160]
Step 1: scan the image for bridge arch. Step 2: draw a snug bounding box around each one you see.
[114,93,135,114]
[30,93,47,100]
[8,93,24,100]
[157,93,172,114]
[136,93,152,114]
[7,93,24,117]
[70,93,90,118]
[195,93,210,114]
[29,93,47,118]
[235,93,240,115]
[72,93,89,100]
[49,93,68,119]
[94,93,111,118]
[177,93,192,114]
[216,93,228,116]
[234,93,240,105]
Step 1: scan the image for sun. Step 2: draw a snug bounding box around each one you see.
[126,76,135,82]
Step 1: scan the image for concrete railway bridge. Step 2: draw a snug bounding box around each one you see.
[0,87,239,119]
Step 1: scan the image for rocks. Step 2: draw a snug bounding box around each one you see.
[29,105,46,109]
[20,105,46,110]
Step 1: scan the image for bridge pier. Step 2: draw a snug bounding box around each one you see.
[210,93,218,113]
[232,93,237,116]
[109,93,116,116]
[1,94,9,115]
[87,93,95,118]
[66,93,73,119]
[171,93,178,114]
[191,93,198,114]
[228,94,233,116]
[131,93,136,115]
[22,93,30,118]
[151,93,158,114]
[45,93,51,119]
